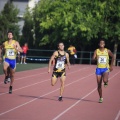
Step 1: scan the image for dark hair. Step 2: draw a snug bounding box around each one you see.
[7,31,13,35]
[99,39,105,43]
[57,42,64,47]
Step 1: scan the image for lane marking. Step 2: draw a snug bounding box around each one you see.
[0,67,91,96]
[115,110,120,120]
[0,79,50,96]
[0,66,47,77]
[0,66,89,84]
[0,72,95,116]
[53,71,120,120]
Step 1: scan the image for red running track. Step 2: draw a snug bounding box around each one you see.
[0,65,120,120]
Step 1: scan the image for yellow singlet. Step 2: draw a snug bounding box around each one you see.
[68,46,76,55]
[4,40,17,59]
[96,48,109,68]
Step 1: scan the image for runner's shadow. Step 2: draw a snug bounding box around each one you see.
[56,96,98,103]
[19,94,58,101]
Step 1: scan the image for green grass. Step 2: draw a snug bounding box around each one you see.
[0,63,48,75]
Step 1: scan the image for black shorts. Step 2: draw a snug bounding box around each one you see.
[52,72,66,78]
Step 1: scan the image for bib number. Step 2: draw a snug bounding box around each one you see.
[7,50,15,56]
[56,61,64,69]
[98,56,107,64]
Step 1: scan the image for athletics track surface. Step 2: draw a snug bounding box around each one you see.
[0,65,120,120]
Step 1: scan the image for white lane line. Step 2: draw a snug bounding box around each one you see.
[0,66,91,96]
[0,79,50,96]
[115,110,120,120]
[0,72,95,116]
[0,72,47,84]
[0,67,88,96]
[0,66,90,96]
[0,64,83,77]
[0,66,47,77]
[53,71,120,120]
[0,66,89,84]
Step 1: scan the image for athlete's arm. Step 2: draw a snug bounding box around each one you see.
[48,51,57,73]
[66,53,70,69]
[15,41,23,53]
[108,49,114,71]
[92,50,97,63]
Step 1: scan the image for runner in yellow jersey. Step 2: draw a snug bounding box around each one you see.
[92,39,114,103]
[0,31,23,94]
[67,45,77,65]
[48,42,70,101]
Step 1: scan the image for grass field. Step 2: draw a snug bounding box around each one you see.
[0,63,48,75]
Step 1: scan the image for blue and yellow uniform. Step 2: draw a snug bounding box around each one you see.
[4,40,17,69]
[96,48,109,75]
[52,51,66,78]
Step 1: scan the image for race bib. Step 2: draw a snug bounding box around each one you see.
[56,61,64,69]
[98,56,107,64]
[7,49,15,56]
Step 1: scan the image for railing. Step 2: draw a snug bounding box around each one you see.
[21,49,120,65]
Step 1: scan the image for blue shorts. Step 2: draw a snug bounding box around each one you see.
[96,68,109,75]
[21,53,26,58]
[4,58,16,69]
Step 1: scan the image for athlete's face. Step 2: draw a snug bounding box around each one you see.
[24,43,28,46]
[99,40,105,48]
[58,43,64,51]
[8,33,13,40]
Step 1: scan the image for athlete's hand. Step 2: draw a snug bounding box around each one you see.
[13,44,18,51]
[68,65,70,70]
[109,66,113,72]
[48,68,51,73]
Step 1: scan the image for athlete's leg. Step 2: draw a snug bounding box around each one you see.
[8,67,15,94]
[21,54,23,64]
[103,72,109,83]
[51,72,58,86]
[9,68,15,86]
[23,56,26,64]
[3,61,9,84]
[96,75,103,98]
[60,75,66,96]
[51,77,57,86]
[8,59,16,94]
[7,67,11,82]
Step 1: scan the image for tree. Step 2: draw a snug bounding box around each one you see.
[32,0,103,62]
[22,7,34,48]
[95,0,120,65]
[30,0,120,64]
[0,1,19,42]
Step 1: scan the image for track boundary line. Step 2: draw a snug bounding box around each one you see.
[0,79,50,96]
[0,66,89,84]
[114,110,120,120]
[0,66,91,96]
[0,66,47,77]
[52,70,120,120]
[0,72,95,116]
[0,64,84,77]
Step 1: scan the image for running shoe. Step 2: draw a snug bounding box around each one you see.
[7,77,11,83]
[4,76,8,84]
[58,96,63,101]
[99,98,103,103]
[104,82,108,88]
[9,86,12,94]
